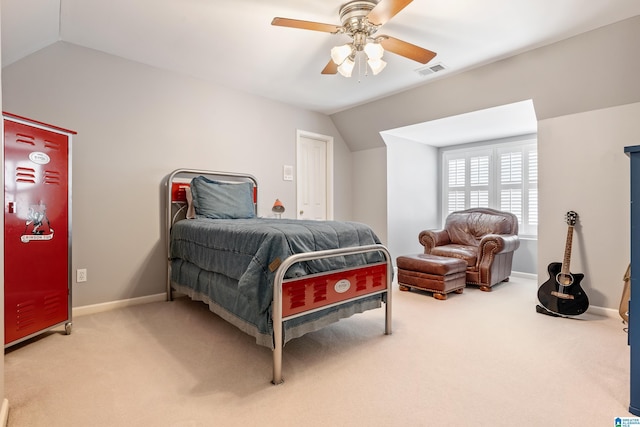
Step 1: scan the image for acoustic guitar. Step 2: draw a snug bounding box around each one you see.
[537,211,589,316]
[620,264,630,324]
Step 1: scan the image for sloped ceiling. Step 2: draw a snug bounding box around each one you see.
[3,0,640,117]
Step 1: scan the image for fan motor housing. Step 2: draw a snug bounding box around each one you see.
[339,0,378,36]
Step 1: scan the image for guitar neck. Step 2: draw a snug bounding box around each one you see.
[561,225,574,275]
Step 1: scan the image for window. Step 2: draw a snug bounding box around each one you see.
[442,140,537,236]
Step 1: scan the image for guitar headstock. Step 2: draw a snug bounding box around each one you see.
[565,211,578,226]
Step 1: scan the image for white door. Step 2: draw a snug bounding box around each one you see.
[296,130,333,220]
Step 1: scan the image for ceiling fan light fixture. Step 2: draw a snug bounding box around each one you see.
[367,58,387,75]
[363,42,384,61]
[271,0,437,77]
[331,44,353,65]
[337,56,355,77]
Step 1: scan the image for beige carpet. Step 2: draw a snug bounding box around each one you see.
[5,277,632,426]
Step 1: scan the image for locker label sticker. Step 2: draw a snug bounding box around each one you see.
[29,151,51,165]
[21,233,54,243]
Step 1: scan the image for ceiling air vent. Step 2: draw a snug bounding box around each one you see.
[415,63,446,77]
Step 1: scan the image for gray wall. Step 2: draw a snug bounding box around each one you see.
[385,135,438,258]
[352,146,388,245]
[343,17,640,310]
[512,239,537,276]
[2,41,355,307]
[538,103,639,309]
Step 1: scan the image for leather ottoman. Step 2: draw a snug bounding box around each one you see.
[397,254,467,300]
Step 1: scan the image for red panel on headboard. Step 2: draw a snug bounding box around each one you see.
[171,183,189,203]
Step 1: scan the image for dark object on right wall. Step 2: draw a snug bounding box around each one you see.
[624,145,640,416]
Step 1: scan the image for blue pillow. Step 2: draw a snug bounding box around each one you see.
[190,176,255,219]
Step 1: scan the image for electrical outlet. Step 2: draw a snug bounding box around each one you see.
[77,269,87,283]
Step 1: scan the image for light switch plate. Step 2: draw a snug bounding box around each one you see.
[283,165,294,181]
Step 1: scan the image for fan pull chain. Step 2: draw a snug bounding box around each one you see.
[357,50,369,83]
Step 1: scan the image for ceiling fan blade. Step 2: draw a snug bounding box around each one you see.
[379,35,436,64]
[321,60,338,75]
[367,0,413,26]
[271,17,342,33]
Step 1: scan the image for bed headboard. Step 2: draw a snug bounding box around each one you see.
[165,168,258,228]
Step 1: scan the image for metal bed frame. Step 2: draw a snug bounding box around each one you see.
[165,168,392,384]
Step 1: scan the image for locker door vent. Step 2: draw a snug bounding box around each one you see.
[15,167,36,184]
[15,300,37,331]
[16,133,35,146]
[44,139,61,150]
[43,294,63,319]
[44,170,61,185]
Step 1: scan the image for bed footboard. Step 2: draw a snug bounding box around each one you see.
[165,168,392,385]
[271,244,393,385]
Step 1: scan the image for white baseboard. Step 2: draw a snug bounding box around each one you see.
[72,293,166,317]
[587,305,622,319]
[511,271,537,280]
[1,398,9,427]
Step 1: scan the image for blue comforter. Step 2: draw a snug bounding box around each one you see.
[169,218,385,345]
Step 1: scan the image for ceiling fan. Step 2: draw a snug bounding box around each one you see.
[271,0,436,77]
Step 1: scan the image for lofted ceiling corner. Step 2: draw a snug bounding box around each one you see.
[2,0,640,117]
[1,0,61,67]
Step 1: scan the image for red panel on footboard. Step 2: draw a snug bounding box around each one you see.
[282,262,387,317]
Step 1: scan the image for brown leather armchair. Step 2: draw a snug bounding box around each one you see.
[419,208,520,291]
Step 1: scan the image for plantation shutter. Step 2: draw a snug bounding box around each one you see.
[499,151,523,223]
[442,140,537,236]
[446,157,466,213]
[470,155,489,209]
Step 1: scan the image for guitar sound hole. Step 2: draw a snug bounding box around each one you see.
[556,273,574,286]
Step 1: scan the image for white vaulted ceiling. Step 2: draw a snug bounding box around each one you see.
[2,0,640,116]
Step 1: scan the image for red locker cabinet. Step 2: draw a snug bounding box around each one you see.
[3,112,75,347]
